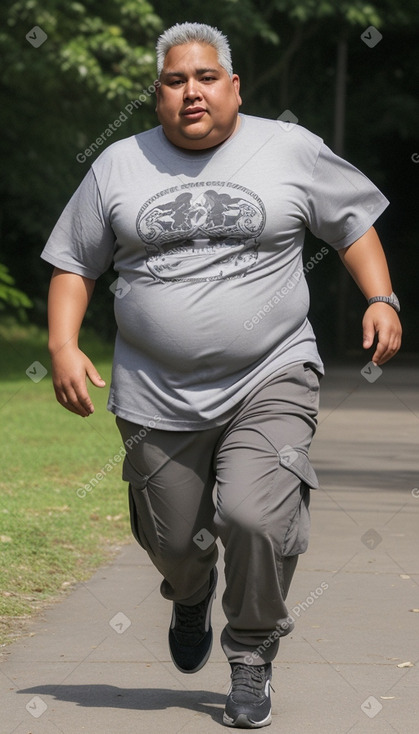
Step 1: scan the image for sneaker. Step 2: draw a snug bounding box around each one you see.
[168,567,217,673]
[223,662,273,728]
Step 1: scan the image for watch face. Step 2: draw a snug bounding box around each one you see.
[390,293,400,310]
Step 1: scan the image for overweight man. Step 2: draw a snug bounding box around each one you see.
[42,22,401,728]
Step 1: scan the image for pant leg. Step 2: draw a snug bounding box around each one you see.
[116,417,223,605]
[213,363,320,664]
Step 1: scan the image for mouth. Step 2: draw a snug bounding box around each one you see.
[182,107,207,120]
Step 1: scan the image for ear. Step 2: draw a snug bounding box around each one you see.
[232,74,242,107]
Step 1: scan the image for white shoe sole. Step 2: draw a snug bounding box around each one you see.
[222,710,272,728]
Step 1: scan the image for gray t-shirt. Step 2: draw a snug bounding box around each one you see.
[41,114,389,429]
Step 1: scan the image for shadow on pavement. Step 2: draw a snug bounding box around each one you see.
[17,683,226,721]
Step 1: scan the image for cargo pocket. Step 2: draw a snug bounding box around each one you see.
[123,456,159,557]
[279,448,319,556]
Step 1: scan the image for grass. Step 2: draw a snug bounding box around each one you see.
[0,321,132,646]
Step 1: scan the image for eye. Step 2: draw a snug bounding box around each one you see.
[202,76,217,82]
[169,79,184,86]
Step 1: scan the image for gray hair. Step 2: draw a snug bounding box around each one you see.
[156,22,233,78]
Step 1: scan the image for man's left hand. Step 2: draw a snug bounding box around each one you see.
[362,303,402,365]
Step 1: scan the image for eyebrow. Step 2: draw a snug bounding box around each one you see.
[163,68,220,77]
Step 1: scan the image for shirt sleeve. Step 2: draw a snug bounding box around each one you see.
[40,168,116,278]
[303,142,389,250]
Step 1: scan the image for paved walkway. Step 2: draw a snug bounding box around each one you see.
[1,362,419,734]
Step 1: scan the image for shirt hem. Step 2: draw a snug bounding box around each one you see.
[107,401,236,431]
[107,356,325,431]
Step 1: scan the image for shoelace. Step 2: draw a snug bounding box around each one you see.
[175,598,207,632]
[230,664,273,698]
[172,596,210,645]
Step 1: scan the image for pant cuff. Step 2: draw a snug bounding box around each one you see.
[220,626,282,665]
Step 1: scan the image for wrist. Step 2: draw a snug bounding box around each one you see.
[48,338,79,356]
[367,292,400,313]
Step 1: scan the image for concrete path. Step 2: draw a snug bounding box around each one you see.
[1,361,419,734]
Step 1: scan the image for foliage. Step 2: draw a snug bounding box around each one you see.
[0,0,163,323]
[153,0,419,352]
[1,0,418,352]
[0,264,32,319]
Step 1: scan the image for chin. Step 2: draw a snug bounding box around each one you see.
[180,129,232,150]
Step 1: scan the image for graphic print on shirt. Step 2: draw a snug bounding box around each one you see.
[136,181,266,282]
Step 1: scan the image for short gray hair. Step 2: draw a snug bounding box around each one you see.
[156,22,233,78]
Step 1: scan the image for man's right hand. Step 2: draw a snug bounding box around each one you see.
[47,269,103,417]
[50,345,106,417]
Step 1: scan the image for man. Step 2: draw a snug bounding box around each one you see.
[42,21,401,729]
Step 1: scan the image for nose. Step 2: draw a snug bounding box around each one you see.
[183,77,203,101]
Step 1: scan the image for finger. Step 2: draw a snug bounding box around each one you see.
[58,395,91,417]
[54,382,94,417]
[86,364,106,388]
[55,391,88,416]
[362,318,375,349]
[371,326,401,365]
[62,401,89,417]
[371,343,386,365]
[372,335,401,365]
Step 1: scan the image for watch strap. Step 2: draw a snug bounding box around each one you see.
[367,292,400,313]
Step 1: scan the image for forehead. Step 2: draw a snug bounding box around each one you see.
[162,42,223,73]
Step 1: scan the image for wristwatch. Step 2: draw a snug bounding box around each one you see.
[367,292,400,313]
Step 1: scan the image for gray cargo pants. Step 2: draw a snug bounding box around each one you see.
[116,362,320,665]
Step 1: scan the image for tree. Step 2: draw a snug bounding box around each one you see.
[0,0,163,330]
[154,0,419,354]
[1,1,418,351]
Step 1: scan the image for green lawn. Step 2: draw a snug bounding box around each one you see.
[0,322,132,646]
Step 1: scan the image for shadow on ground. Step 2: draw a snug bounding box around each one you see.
[17,684,226,722]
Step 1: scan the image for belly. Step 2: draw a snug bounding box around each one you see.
[113,275,309,376]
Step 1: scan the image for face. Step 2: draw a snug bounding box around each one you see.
[156,42,242,150]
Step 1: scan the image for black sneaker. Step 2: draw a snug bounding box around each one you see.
[168,567,217,674]
[223,662,273,728]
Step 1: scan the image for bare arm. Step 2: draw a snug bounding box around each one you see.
[338,227,402,365]
[48,268,106,416]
